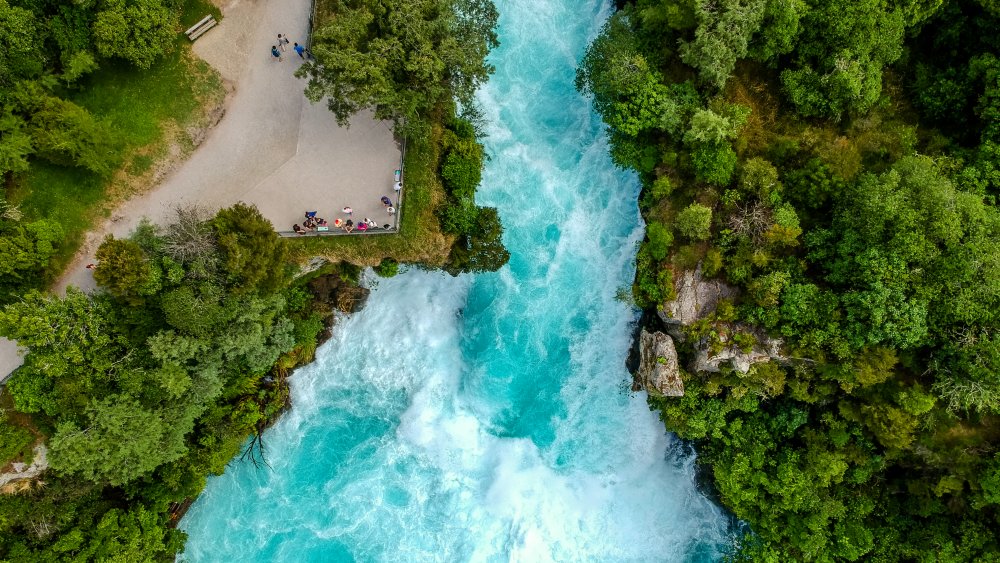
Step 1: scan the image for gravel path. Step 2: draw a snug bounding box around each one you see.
[0,0,401,382]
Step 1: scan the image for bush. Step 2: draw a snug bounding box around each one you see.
[0,418,34,466]
[642,175,673,208]
[27,94,118,175]
[445,207,509,274]
[675,203,713,240]
[94,236,161,302]
[375,258,399,278]
[93,0,177,70]
[691,142,737,185]
[645,221,673,260]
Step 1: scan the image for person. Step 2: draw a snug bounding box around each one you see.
[386,206,396,215]
[367,218,378,228]
[334,218,343,228]
[393,181,402,192]
[277,34,290,51]
[381,195,392,207]
[293,224,306,235]
[85,263,96,270]
[383,223,391,230]
[294,42,306,59]
[357,221,368,232]
[271,45,282,62]
[342,206,353,216]
[304,216,315,229]
[317,218,328,227]
[344,219,354,233]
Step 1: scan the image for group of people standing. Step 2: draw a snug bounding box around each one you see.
[271,33,309,62]
[292,209,390,235]
[290,179,403,236]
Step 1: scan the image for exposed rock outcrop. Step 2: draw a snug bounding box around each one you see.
[692,324,786,374]
[656,263,785,374]
[658,264,739,338]
[634,329,684,396]
[308,274,370,314]
[0,444,47,492]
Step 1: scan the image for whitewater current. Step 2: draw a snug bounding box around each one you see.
[179,0,734,560]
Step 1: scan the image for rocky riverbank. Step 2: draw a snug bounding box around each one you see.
[629,263,786,396]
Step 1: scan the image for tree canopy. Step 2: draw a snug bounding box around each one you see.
[581,0,1000,558]
[0,205,309,559]
[300,0,499,127]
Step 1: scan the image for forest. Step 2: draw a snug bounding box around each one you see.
[578,0,1000,560]
[0,0,502,559]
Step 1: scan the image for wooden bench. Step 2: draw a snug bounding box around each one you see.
[185,15,218,41]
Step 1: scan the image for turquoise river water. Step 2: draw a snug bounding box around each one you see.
[179,0,735,560]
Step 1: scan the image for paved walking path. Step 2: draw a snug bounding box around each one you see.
[0,0,400,383]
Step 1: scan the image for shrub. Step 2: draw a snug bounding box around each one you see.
[0,418,34,466]
[675,203,713,240]
[646,221,673,260]
[93,0,177,70]
[691,142,737,185]
[375,258,399,278]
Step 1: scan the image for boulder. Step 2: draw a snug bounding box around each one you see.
[692,325,785,374]
[635,329,684,396]
[307,274,370,314]
[0,444,47,490]
[658,264,739,335]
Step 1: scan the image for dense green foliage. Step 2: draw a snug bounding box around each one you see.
[0,0,182,176]
[0,0,220,302]
[0,415,34,467]
[0,205,322,559]
[438,115,510,274]
[301,0,499,129]
[581,0,1000,559]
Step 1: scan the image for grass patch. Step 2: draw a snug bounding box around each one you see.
[127,154,157,176]
[179,0,223,30]
[10,21,225,283]
[288,124,455,266]
[70,38,221,150]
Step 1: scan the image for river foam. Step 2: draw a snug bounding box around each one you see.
[179,0,734,560]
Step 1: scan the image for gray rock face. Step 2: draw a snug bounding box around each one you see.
[692,325,786,374]
[656,263,784,374]
[636,329,684,396]
[658,264,740,334]
[0,444,48,489]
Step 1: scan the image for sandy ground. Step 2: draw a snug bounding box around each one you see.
[0,0,400,382]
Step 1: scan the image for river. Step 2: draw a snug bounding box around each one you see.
[179,0,734,560]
